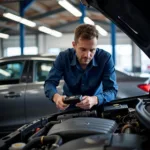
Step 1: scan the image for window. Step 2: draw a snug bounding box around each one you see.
[97,45,112,54]
[33,60,53,82]
[48,48,61,55]
[24,47,38,55]
[5,47,21,56]
[97,44,132,72]
[116,44,132,72]
[5,47,38,57]
[0,61,24,82]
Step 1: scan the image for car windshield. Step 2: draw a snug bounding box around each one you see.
[0,61,25,81]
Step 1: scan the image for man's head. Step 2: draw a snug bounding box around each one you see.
[72,24,99,68]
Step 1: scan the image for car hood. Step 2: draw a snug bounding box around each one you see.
[84,0,150,58]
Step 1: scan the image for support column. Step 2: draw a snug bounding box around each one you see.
[80,2,86,24]
[20,1,25,55]
[19,0,35,55]
[111,22,116,65]
[132,41,141,72]
[0,39,4,57]
[0,39,2,57]
[38,34,46,54]
[35,33,38,53]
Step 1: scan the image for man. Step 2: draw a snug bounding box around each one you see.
[44,24,118,110]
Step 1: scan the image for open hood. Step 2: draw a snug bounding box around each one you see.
[83,0,150,58]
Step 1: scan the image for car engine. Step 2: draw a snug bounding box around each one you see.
[0,94,150,150]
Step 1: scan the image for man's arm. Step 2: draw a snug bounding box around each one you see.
[44,53,64,101]
[96,54,118,105]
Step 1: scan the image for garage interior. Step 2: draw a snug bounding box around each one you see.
[0,0,150,146]
[0,0,149,73]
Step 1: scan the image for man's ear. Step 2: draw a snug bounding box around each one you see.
[72,41,76,49]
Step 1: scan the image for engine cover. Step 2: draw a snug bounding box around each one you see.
[47,117,117,140]
[56,133,148,150]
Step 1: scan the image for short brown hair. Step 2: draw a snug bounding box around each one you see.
[74,24,99,43]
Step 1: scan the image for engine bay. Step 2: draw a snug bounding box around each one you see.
[0,94,150,150]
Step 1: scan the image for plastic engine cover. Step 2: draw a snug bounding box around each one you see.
[56,133,148,150]
[47,117,117,139]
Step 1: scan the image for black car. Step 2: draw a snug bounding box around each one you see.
[0,1,150,150]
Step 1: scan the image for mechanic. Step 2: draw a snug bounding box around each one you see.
[44,24,118,110]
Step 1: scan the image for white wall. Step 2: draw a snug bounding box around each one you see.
[3,35,36,50]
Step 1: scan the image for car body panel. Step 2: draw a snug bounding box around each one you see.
[0,83,26,128]
[25,82,58,123]
[116,69,148,98]
[116,75,148,98]
[0,59,28,134]
[0,55,59,135]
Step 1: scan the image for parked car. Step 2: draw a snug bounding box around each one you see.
[0,54,149,136]
[116,69,149,98]
[137,76,150,93]
[0,54,62,136]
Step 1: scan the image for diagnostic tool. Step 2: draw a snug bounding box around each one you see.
[63,95,82,104]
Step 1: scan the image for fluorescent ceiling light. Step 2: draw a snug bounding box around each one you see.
[20,18,36,27]
[3,13,36,27]
[50,30,63,38]
[3,13,21,22]
[96,25,108,36]
[84,17,95,25]
[38,26,63,37]
[58,0,82,17]
[84,17,108,36]
[0,33,9,39]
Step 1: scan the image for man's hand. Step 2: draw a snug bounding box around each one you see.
[76,96,98,109]
[53,93,69,110]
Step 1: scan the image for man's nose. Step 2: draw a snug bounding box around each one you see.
[85,51,91,57]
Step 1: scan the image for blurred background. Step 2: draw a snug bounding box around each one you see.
[0,0,149,74]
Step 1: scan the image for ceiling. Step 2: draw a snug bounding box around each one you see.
[0,0,121,36]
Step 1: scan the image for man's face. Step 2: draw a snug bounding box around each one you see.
[72,37,97,66]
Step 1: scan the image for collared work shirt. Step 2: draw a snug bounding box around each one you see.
[44,48,118,106]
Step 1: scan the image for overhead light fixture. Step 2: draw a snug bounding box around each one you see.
[3,13,21,22]
[84,17,95,25]
[38,26,63,38]
[95,25,108,36]
[84,17,108,36]
[3,12,36,27]
[58,0,82,17]
[20,18,36,27]
[0,33,9,39]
